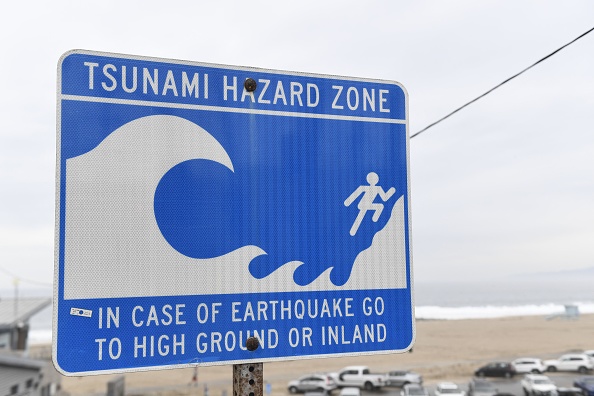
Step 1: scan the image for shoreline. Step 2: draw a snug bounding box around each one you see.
[32,314,594,395]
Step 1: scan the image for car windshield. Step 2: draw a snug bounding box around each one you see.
[439,388,460,394]
[408,388,426,395]
[534,380,552,385]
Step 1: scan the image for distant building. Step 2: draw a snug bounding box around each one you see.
[0,298,62,396]
[0,352,46,396]
[0,298,50,351]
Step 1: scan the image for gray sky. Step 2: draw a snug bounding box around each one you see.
[1,1,593,291]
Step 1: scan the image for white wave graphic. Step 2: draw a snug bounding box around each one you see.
[63,115,407,299]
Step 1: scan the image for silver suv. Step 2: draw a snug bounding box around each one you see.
[521,374,557,396]
[468,379,498,396]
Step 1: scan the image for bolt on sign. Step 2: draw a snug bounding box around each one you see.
[54,50,414,375]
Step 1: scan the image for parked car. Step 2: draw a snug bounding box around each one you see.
[385,370,423,387]
[521,374,557,396]
[475,362,516,378]
[468,379,498,396]
[329,366,385,390]
[288,374,338,394]
[435,382,466,396]
[513,358,546,374]
[573,376,594,396]
[401,384,430,396]
[339,388,361,396]
[556,387,583,396]
[544,354,593,373]
[584,351,594,362]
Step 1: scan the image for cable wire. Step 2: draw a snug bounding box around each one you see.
[0,264,53,287]
[411,25,594,139]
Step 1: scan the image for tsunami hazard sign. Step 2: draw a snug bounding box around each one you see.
[54,50,413,375]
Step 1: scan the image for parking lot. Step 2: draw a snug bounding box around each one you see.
[349,372,587,396]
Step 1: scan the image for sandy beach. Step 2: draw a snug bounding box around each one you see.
[47,314,594,395]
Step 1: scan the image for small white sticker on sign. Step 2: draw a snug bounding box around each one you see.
[70,308,92,318]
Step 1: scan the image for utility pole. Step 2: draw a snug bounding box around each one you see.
[13,277,19,319]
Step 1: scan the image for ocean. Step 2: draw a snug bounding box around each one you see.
[414,279,594,320]
[18,278,594,345]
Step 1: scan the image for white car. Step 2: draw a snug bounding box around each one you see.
[288,374,338,394]
[513,358,546,374]
[385,370,423,387]
[435,382,466,396]
[521,374,557,396]
[544,354,593,374]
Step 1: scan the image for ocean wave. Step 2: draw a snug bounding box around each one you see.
[28,329,53,345]
[416,302,594,320]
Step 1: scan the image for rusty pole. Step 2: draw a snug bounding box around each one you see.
[233,337,263,396]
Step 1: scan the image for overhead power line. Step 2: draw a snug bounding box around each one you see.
[0,264,52,287]
[411,25,594,139]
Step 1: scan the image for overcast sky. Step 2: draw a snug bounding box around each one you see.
[1,1,593,292]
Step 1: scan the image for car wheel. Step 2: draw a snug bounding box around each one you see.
[523,389,528,396]
[477,372,485,378]
[364,382,374,391]
[531,369,541,374]
[578,366,588,374]
[504,372,512,379]
[547,366,557,372]
[289,387,299,394]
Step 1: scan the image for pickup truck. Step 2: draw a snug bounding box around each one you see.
[330,366,386,390]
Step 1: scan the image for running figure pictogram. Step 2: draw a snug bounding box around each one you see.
[344,172,395,236]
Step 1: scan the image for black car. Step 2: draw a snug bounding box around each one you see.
[475,362,516,378]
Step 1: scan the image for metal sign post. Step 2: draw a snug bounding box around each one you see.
[233,363,263,396]
[54,50,413,375]
[233,337,262,396]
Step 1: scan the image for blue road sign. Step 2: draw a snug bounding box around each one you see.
[54,50,413,375]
